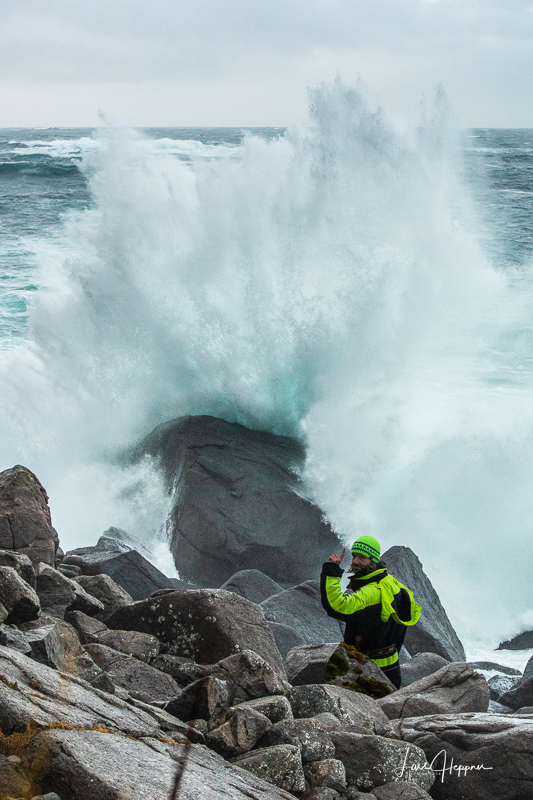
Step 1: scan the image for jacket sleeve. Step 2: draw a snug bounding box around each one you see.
[320,562,376,620]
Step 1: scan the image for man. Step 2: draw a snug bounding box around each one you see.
[320,535,421,688]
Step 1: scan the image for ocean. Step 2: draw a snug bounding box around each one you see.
[1,84,532,668]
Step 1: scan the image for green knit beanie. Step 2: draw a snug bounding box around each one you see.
[351,535,381,562]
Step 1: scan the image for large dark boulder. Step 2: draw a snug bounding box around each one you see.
[0,465,59,566]
[261,581,344,645]
[105,588,286,675]
[136,415,342,586]
[381,546,465,661]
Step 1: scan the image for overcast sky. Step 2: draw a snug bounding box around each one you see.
[1,0,533,127]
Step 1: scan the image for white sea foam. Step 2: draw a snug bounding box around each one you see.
[0,82,532,647]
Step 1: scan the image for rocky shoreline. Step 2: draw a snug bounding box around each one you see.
[0,417,532,799]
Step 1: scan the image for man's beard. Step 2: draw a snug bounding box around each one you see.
[351,562,377,578]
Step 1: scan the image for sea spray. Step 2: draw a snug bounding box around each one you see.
[0,82,531,645]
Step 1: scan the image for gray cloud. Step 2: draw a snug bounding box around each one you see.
[1,0,533,125]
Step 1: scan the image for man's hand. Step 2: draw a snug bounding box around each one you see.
[329,548,346,565]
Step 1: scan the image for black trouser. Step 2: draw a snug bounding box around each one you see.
[380,661,401,689]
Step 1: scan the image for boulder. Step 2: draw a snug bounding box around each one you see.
[74,574,133,616]
[497,630,533,650]
[35,563,105,618]
[387,711,533,800]
[94,629,160,662]
[63,547,175,601]
[150,653,202,685]
[0,548,36,587]
[0,623,32,654]
[289,684,389,731]
[235,695,293,723]
[0,644,160,736]
[400,652,450,687]
[219,569,284,604]
[209,650,290,703]
[330,732,434,793]
[304,758,347,792]
[17,615,100,681]
[499,675,533,710]
[22,729,297,800]
[165,675,230,722]
[136,415,342,586]
[232,743,306,793]
[261,581,344,645]
[269,622,306,659]
[322,642,395,697]
[258,717,336,762]
[64,610,107,644]
[105,588,286,675]
[371,782,432,800]
[381,546,465,661]
[0,465,59,566]
[378,662,490,719]
[286,642,338,685]
[206,706,272,757]
[83,643,181,703]
[0,565,40,624]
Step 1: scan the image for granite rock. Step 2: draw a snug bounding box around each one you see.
[378,662,490,719]
[0,565,40,624]
[105,588,286,676]
[0,465,59,566]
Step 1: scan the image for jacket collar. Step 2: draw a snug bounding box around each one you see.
[349,561,388,590]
